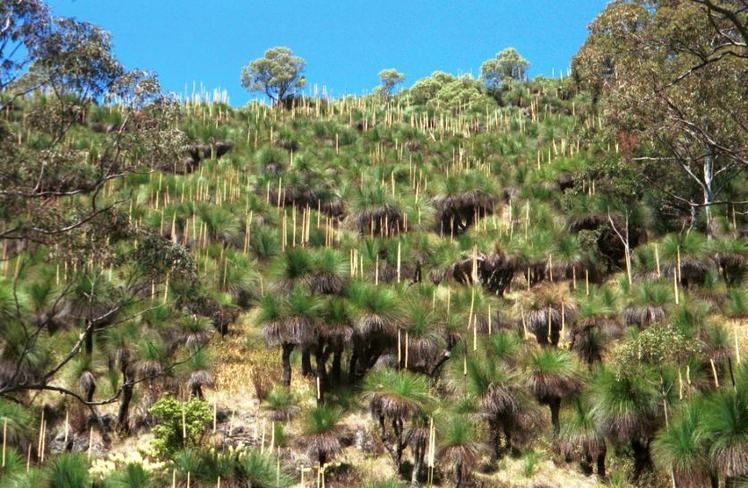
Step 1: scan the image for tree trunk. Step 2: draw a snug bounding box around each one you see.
[84,322,93,359]
[709,472,718,488]
[503,422,515,454]
[596,442,607,479]
[703,144,716,239]
[393,418,405,468]
[281,343,294,387]
[331,346,342,383]
[455,461,463,488]
[549,396,561,435]
[631,438,653,480]
[581,452,593,475]
[116,380,133,435]
[315,346,328,406]
[411,437,425,486]
[301,347,313,376]
[348,347,359,383]
[489,417,502,462]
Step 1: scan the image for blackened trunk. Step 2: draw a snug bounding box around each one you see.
[631,438,653,480]
[549,396,561,435]
[503,422,514,454]
[116,381,133,435]
[597,442,607,479]
[455,462,463,488]
[348,347,359,383]
[85,322,93,359]
[191,383,204,400]
[331,346,343,383]
[580,452,593,475]
[393,418,405,468]
[301,347,313,376]
[315,346,328,406]
[489,417,502,462]
[281,343,294,387]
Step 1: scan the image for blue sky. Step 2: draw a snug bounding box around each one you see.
[46,0,607,106]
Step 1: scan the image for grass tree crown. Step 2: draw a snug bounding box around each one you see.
[241,46,306,104]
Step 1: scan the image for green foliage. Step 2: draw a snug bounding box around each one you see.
[241,47,305,103]
[103,463,152,488]
[481,47,530,88]
[522,451,540,477]
[378,69,405,96]
[150,397,211,457]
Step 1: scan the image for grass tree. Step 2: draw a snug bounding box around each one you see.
[590,366,661,480]
[438,414,484,488]
[462,340,538,462]
[571,294,622,365]
[622,282,672,328]
[558,395,607,478]
[258,285,322,386]
[364,368,433,472]
[263,385,299,422]
[302,406,343,466]
[312,298,353,403]
[399,297,446,374]
[186,349,214,400]
[653,397,714,488]
[660,232,715,288]
[348,283,400,381]
[525,348,583,435]
[699,361,748,485]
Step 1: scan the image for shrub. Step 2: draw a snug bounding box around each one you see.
[150,397,211,457]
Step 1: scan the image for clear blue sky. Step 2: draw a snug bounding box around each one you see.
[46,0,607,106]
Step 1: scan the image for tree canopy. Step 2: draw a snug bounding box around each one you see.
[378,68,405,96]
[240,47,306,104]
[481,47,530,89]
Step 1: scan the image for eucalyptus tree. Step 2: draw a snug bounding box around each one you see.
[241,47,306,104]
[480,48,530,91]
[378,69,405,97]
[572,0,748,236]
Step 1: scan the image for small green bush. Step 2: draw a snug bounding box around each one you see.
[150,397,211,457]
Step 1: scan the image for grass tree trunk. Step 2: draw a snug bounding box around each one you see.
[348,346,359,383]
[315,344,328,406]
[489,417,502,462]
[581,452,593,475]
[410,436,425,486]
[302,347,313,376]
[85,321,94,359]
[596,442,606,479]
[116,365,133,435]
[630,438,653,480]
[331,346,343,383]
[549,396,561,435]
[281,343,294,387]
